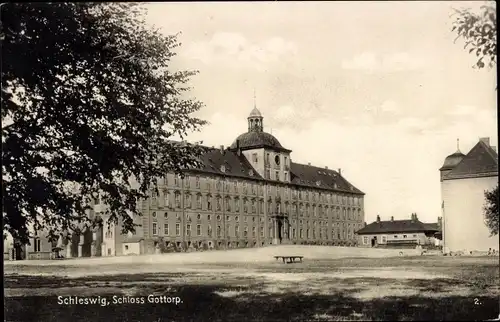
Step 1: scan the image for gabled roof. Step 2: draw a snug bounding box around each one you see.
[444,140,498,180]
[290,163,364,195]
[190,147,264,181]
[356,219,440,235]
[184,146,363,194]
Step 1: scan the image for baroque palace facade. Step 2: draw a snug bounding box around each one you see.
[4,107,365,259]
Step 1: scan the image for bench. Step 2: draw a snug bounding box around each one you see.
[274,255,304,264]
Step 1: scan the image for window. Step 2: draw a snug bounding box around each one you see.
[235,216,239,222]
[226,215,230,221]
[186,224,191,236]
[152,223,158,236]
[216,197,221,211]
[363,236,368,244]
[243,227,248,237]
[164,224,169,235]
[403,235,407,238]
[235,198,240,212]
[151,190,158,206]
[196,195,202,209]
[260,227,264,237]
[197,224,201,236]
[197,213,201,220]
[382,236,387,243]
[175,193,181,208]
[151,211,157,218]
[413,234,417,238]
[284,172,288,181]
[292,228,296,238]
[125,245,129,250]
[265,169,270,179]
[266,153,270,164]
[33,238,41,252]
[185,194,191,208]
[275,171,280,181]
[174,175,179,186]
[196,176,200,188]
[164,212,168,219]
[185,176,190,188]
[226,197,231,211]
[176,223,181,236]
[251,200,256,213]
[207,197,212,210]
[394,235,398,238]
[300,229,304,238]
[253,153,258,162]
[164,191,170,208]
[208,225,213,237]
[217,226,222,237]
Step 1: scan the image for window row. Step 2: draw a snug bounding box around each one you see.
[151,223,359,240]
[152,175,363,206]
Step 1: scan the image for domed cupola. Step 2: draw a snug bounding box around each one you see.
[440,139,465,181]
[440,139,465,171]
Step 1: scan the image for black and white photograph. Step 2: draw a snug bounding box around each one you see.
[2,1,498,321]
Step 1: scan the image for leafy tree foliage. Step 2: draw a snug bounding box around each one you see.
[483,185,499,236]
[1,3,208,243]
[451,3,496,69]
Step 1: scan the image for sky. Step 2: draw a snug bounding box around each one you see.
[144,1,497,224]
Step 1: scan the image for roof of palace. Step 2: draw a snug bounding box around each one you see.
[229,131,291,152]
[356,218,440,235]
[443,140,498,180]
[187,146,364,194]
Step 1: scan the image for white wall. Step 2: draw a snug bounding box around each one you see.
[442,175,499,253]
[122,242,141,255]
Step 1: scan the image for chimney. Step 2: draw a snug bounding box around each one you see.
[479,137,490,146]
[325,166,328,170]
[338,168,342,175]
[437,217,442,230]
[220,145,224,154]
[308,162,311,166]
[364,222,367,227]
[391,216,394,222]
[376,215,380,223]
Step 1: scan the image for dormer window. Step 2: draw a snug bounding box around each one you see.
[249,169,254,176]
[316,181,321,186]
[220,165,226,173]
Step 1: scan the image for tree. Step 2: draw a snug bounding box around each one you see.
[483,185,499,236]
[451,3,496,69]
[1,3,208,244]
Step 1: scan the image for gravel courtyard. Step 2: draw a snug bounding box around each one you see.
[4,246,499,321]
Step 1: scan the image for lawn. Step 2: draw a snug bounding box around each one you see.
[4,246,500,321]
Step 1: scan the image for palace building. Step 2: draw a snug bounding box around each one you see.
[4,107,365,259]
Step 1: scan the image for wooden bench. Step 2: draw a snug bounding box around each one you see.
[274,255,304,264]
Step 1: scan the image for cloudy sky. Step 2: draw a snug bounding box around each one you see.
[144,1,496,224]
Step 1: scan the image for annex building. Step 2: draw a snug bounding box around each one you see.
[4,107,366,259]
[355,214,442,248]
[440,137,498,254]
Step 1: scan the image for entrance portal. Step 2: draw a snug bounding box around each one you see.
[371,237,377,247]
